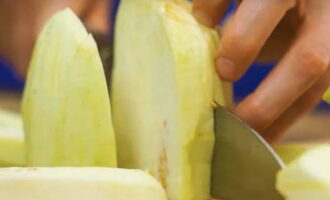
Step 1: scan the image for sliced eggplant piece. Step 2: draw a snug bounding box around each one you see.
[22,9,117,167]
[0,167,167,200]
[112,0,229,199]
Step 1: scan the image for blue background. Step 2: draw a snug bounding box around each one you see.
[0,59,24,91]
[0,0,328,109]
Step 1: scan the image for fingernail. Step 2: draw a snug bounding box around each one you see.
[216,57,237,81]
[193,10,214,27]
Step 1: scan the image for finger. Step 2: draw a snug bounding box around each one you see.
[216,0,295,81]
[234,5,330,132]
[193,0,231,27]
[80,0,98,21]
[83,0,109,33]
[262,67,330,143]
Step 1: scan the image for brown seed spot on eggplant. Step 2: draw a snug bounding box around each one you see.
[158,148,168,190]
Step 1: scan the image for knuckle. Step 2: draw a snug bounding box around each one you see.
[240,98,275,130]
[296,50,329,78]
[225,31,256,56]
[251,103,273,125]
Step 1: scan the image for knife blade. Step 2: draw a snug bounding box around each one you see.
[212,106,285,200]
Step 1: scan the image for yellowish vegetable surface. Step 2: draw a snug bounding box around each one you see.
[323,88,330,104]
[0,108,24,166]
[275,143,319,164]
[0,167,167,200]
[22,9,117,167]
[277,145,330,200]
[112,0,229,199]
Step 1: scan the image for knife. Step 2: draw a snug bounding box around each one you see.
[212,106,285,200]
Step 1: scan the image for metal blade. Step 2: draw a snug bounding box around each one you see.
[211,106,285,200]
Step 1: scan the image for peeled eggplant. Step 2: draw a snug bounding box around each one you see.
[275,143,321,164]
[0,167,167,200]
[112,0,229,199]
[277,145,330,200]
[22,9,117,167]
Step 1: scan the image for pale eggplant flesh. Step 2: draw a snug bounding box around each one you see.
[112,0,230,200]
[22,9,117,167]
[0,167,167,200]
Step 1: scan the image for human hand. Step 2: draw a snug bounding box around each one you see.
[193,0,330,142]
[0,0,109,78]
